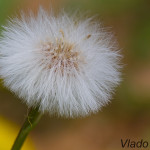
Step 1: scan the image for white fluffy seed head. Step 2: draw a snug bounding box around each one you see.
[0,8,121,118]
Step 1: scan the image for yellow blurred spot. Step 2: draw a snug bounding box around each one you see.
[0,116,35,150]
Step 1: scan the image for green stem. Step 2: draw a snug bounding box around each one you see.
[11,106,42,150]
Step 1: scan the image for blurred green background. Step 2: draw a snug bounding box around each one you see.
[0,0,150,150]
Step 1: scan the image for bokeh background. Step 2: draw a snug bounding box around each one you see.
[0,0,150,150]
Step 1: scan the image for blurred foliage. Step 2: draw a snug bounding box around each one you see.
[0,0,18,23]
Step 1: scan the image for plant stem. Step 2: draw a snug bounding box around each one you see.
[11,106,42,150]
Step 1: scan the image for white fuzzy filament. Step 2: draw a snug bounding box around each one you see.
[0,8,121,118]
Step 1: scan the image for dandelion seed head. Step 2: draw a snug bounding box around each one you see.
[0,8,121,118]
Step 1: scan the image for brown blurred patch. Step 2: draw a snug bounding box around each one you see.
[32,114,150,150]
[20,0,63,13]
[129,63,150,98]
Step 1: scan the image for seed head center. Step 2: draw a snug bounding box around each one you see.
[40,38,81,71]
